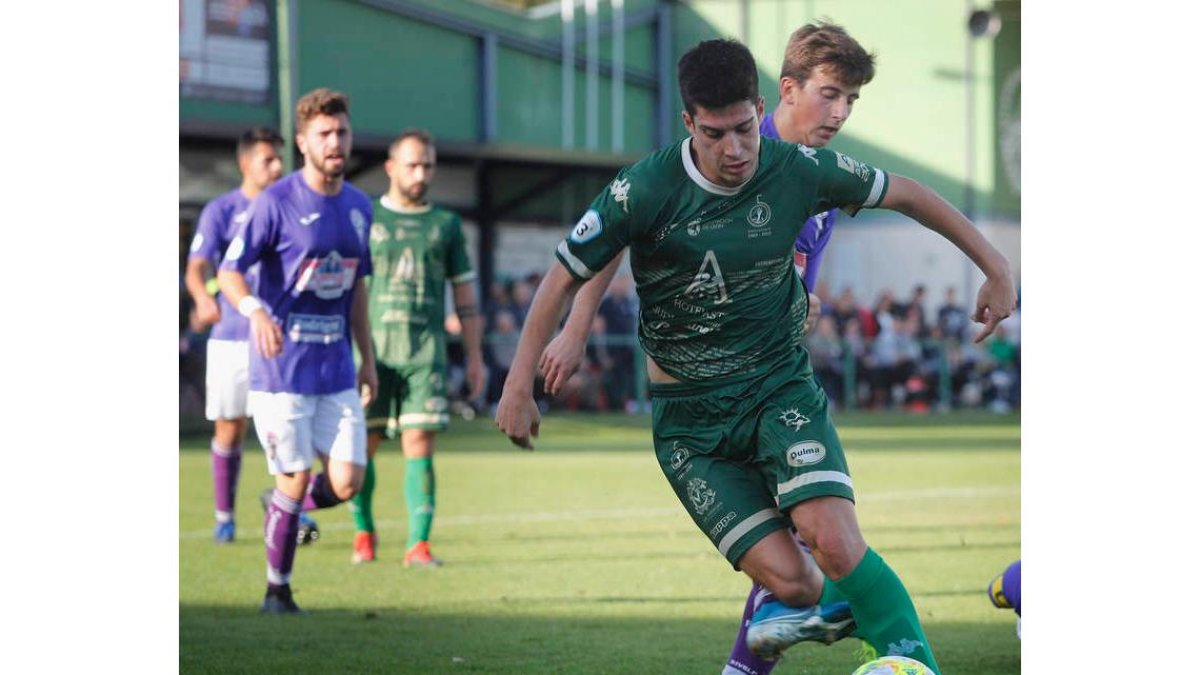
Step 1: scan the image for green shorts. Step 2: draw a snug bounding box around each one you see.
[650,353,854,569]
[366,361,450,437]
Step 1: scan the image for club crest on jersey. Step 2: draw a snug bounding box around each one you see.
[610,178,631,213]
[796,144,819,165]
[747,195,772,227]
[779,408,811,431]
[835,151,872,182]
[370,223,389,243]
[350,209,367,244]
[294,251,358,299]
[570,209,604,243]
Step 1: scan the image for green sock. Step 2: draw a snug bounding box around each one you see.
[405,457,435,548]
[832,547,941,674]
[348,458,376,533]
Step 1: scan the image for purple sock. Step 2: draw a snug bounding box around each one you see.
[264,489,301,585]
[211,441,242,522]
[1003,560,1021,615]
[723,583,778,675]
[302,472,343,511]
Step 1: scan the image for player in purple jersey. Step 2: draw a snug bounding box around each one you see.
[537,23,876,673]
[217,88,379,614]
[184,127,283,544]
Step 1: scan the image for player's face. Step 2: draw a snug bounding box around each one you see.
[240,141,283,191]
[683,97,764,188]
[385,138,436,205]
[297,113,352,178]
[780,64,861,147]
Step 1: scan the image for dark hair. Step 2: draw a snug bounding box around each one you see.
[781,21,876,87]
[295,87,350,132]
[389,127,436,156]
[677,39,759,115]
[236,126,283,158]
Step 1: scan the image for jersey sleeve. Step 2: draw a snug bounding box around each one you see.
[556,167,640,281]
[188,200,225,265]
[798,145,889,217]
[446,213,476,285]
[220,192,278,274]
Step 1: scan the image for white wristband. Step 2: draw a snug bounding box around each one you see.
[238,296,264,317]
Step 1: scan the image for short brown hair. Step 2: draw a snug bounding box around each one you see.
[781,21,876,87]
[389,128,435,157]
[295,87,350,132]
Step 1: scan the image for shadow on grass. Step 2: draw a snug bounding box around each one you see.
[180,605,1020,675]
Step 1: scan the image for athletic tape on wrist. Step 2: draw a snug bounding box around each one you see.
[238,295,264,317]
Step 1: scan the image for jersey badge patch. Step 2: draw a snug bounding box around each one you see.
[570,209,604,244]
[835,151,872,182]
[747,195,772,227]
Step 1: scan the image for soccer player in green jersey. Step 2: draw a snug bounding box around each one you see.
[353,129,486,566]
[495,39,1015,673]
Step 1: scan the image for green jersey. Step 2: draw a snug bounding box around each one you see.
[367,197,475,367]
[557,136,888,382]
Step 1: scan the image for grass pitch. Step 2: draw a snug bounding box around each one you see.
[179,411,1020,674]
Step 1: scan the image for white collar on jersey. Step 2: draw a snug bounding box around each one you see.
[680,137,751,197]
[380,194,433,214]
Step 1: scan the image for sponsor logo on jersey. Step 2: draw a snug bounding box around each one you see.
[225,236,246,261]
[709,511,738,538]
[687,217,732,237]
[610,177,631,212]
[835,151,872,182]
[747,195,772,227]
[779,409,811,431]
[234,210,251,226]
[570,209,604,243]
[786,441,827,467]
[285,313,345,344]
[797,144,819,165]
[293,251,358,299]
[370,223,389,243]
[299,212,321,226]
[687,477,717,515]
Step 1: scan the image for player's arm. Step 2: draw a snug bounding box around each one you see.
[451,280,486,401]
[216,267,283,358]
[540,249,625,395]
[495,263,585,449]
[879,175,1015,341]
[350,277,378,407]
[184,257,221,328]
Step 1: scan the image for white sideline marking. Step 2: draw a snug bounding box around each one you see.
[179,486,1017,540]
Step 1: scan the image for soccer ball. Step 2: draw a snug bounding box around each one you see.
[851,656,935,675]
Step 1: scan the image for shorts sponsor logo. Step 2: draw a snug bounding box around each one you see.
[709,511,738,538]
[265,432,278,459]
[668,442,691,470]
[610,178,631,212]
[786,441,826,467]
[570,210,604,244]
[779,408,811,431]
[687,477,717,515]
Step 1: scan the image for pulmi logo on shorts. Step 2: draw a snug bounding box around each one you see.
[786,441,826,467]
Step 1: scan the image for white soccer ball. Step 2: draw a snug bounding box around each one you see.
[850,655,935,675]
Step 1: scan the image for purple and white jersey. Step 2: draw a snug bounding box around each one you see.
[188,188,259,341]
[220,171,374,395]
[760,112,838,288]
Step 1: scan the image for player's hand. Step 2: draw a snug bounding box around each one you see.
[466,356,486,402]
[540,332,585,396]
[494,390,540,451]
[802,293,822,336]
[194,293,221,328]
[971,274,1017,343]
[250,311,283,357]
[358,362,378,408]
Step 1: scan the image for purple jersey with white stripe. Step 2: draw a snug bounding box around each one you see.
[188,188,258,341]
[760,112,838,288]
[220,171,374,395]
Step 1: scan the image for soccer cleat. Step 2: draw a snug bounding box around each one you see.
[351,531,377,564]
[297,512,320,545]
[403,541,443,568]
[988,571,1012,609]
[213,520,236,544]
[746,600,856,660]
[260,584,304,615]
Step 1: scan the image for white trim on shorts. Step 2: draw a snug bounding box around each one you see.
[205,339,250,421]
[247,389,367,474]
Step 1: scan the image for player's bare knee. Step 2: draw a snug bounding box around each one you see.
[757,567,823,606]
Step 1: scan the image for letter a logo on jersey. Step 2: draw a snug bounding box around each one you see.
[685,250,729,304]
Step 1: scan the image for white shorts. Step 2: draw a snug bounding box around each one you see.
[247,389,368,475]
[205,339,250,421]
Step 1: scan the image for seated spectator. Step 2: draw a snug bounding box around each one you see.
[805,314,845,408]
